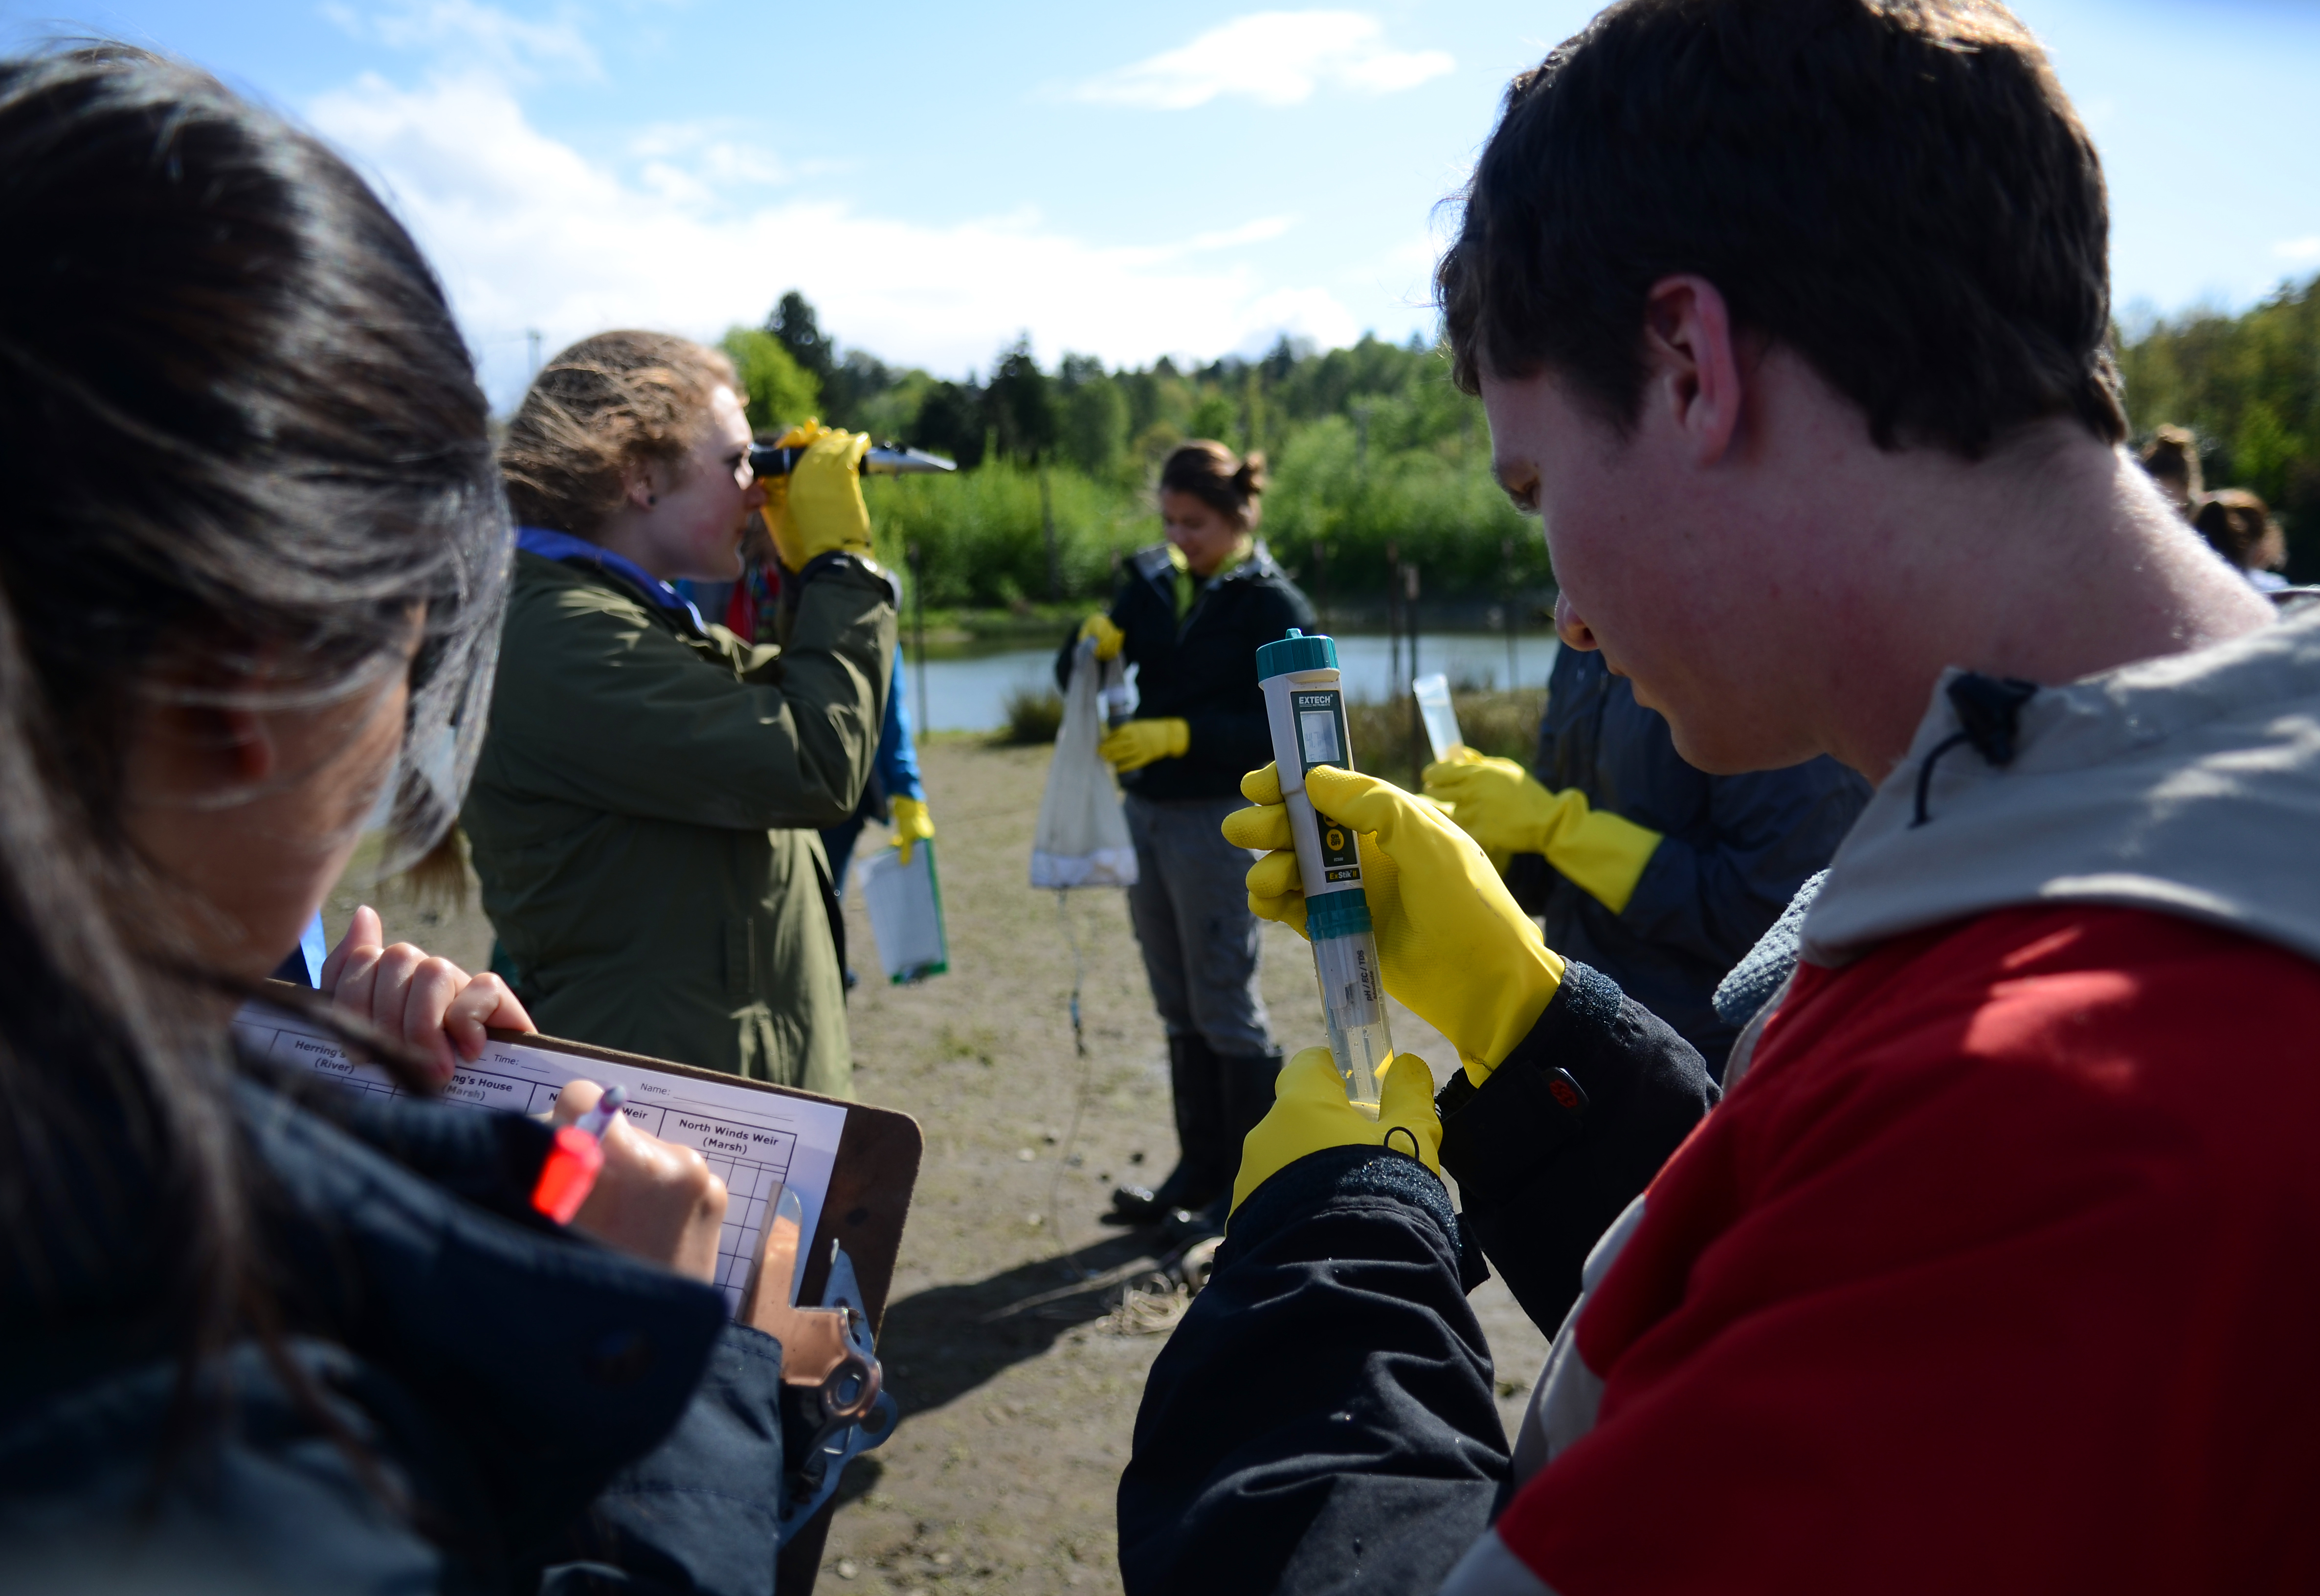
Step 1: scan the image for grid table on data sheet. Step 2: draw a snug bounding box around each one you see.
[233,1013,804,1309]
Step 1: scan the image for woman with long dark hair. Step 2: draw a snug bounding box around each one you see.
[0,45,792,1588]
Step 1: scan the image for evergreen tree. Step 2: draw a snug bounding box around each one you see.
[985,336,1058,465]
[910,380,986,469]
[767,290,836,389]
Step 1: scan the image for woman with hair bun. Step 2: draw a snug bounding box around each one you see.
[2138,424,2203,519]
[1060,440,1316,1239]
[0,44,806,1588]
[2193,487,2291,592]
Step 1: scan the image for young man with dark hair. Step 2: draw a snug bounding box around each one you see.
[1121,2,2320,1592]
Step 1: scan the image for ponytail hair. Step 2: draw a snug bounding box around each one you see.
[1160,439,1267,524]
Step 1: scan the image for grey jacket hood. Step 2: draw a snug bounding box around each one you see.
[1800,598,2320,970]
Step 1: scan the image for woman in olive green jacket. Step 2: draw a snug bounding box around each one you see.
[465,331,895,1092]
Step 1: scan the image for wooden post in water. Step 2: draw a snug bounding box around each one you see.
[907,542,928,735]
[1384,540,1402,697]
[1038,463,1060,602]
[1502,537,1519,692]
[1403,560,1422,784]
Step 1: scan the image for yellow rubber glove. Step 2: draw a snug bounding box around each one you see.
[764,420,873,573]
[1098,717,1188,772]
[1079,614,1125,661]
[890,795,935,865]
[1230,1048,1442,1214]
[1423,748,1663,914]
[1224,762,1565,1085]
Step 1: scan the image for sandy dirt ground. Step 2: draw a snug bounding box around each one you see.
[340,736,1551,1595]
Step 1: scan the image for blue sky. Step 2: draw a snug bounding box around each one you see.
[8,0,2318,409]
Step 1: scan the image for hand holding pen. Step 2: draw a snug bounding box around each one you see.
[539,1080,730,1282]
[532,1084,629,1223]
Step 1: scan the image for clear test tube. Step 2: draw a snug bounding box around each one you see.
[1256,629,1394,1107]
[1100,653,1131,732]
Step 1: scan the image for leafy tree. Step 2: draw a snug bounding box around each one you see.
[743,301,1549,602]
[855,368,937,446]
[823,349,900,430]
[1186,392,1237,443]
[736,279,2320,606]
[1057,354,1128,479]
[1118,357,1193,448]
[758,291,903,428]
[1130,419,1185,472]
[1058,352,1108,388]
[2120,273,2319,577]
[868,459,1153,606]
[719,327,821,435]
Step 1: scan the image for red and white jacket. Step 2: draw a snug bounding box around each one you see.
[1450,602,2320,1594]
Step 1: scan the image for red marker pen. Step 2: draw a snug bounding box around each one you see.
[531,1085,627,1224]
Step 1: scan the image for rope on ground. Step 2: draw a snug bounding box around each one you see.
[1044,888,1099,1280]
[1099,1273,1192,1337]
[1098,1238,1222,1335]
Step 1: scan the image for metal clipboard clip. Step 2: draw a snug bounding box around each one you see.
[739,1183,899,1537]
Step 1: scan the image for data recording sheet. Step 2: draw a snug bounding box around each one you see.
[233,1002,849,1313]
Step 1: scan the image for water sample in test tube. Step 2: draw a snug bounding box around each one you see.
[1256,628,1394,1107]
[1100,652,1131,731]
[1412,672,1463,764]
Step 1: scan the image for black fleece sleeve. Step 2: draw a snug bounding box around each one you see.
[1119,1147,1506,1596]
[1177,703,1277,788]
[1178,582,1316,785]
[1435,959,1719,1333]
[540,1325,790,1596]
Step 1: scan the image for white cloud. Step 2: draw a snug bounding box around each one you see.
[1182,215,1297,253]
[1230,286,1361,353]
[306,71,1366,407]
[2274,236,2320,264]
[321,0,601,82]
[630,122,795,187]
[1071,11,1453,110]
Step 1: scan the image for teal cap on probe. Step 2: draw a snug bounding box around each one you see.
[1255,627,1338,677]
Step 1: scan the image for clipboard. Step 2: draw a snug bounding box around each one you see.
[248,982,922,1332]
[854,841,949,984]
[488,1026,922,1331]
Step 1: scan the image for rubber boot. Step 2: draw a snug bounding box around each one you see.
[1105,1034,1229,1224]
[1216,1048,1286,1160]
[1160,1049,1285,1245]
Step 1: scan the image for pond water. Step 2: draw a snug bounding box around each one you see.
[899,631,1561,733]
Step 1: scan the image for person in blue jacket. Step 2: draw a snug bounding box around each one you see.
[821,646,936,985]
[0,50,811,1590]
[1426,603,1869,1071]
